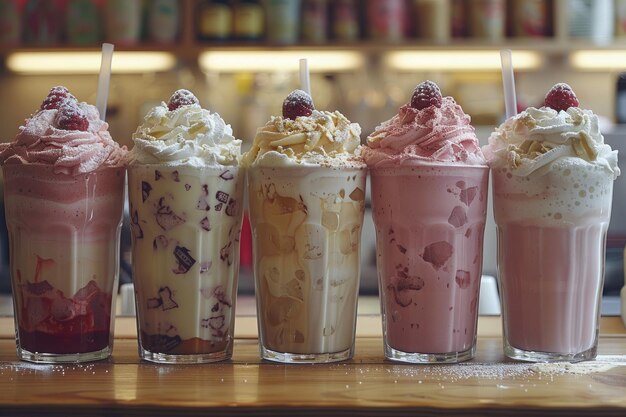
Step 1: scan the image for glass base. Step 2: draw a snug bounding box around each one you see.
[504,339,597,363]
[140,347,231,364]
[384,344,475,364]
[260,345,353,364]
[17,345,112,364]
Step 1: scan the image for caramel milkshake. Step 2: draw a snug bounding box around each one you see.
[243,90,366,363]
[127,90,243,363]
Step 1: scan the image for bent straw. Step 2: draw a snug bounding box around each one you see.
[96,43,114,121]
[500,49,518,119]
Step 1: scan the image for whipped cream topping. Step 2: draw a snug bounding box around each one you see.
[484,106,619,178]
[241,110,364,168]
[363,97,486,167]
[127,102,241,167]
[0,102,126,175]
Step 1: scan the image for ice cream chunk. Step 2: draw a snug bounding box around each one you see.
[127,89,241,167]
[242,90,363,168]
[0,88,126,175]
[363,82,485,167]
[484,104,619,178]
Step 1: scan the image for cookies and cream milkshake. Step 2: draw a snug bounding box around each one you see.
[243,90,366,363]
[484,83,619,362]
[363,81,489,363]
[0,87,126,363]
[127,90,243,363]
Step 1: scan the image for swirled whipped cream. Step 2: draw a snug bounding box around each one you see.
[127,90,241,167]
[484,106,619,178]
[242,91,363,168]
[363,95,485,167]
[0,87,126,175]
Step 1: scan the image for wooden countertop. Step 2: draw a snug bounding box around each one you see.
[1,315,626,417]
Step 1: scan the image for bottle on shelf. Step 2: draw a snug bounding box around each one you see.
[197,0,233,42]
[0,0,21,46]
[568,0,614,45]
[65,0,100,46]
[615,0,626,37]
[148,0,180,44]
[331,0,359,41]
[265,0,302,44]
[233,0,264,41]
[301,0,328,43]
[615,73,626,124]
[23,0,62,45]
[450,0,468,38]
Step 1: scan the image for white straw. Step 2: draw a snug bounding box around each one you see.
[299,58,311,96]
[500,49,517,119]
[96,43,114,121]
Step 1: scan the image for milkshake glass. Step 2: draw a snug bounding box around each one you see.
[243,90,366,363]
[363,81,489,363]
[0,87,127,363]
[127,90,243,363]
[484,83,620,362]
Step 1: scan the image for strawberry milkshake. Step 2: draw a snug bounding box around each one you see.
[484,84,620,362]
[0,87,127,363]
[243,90,366,363]
[127,90,243,363]
[363,81,488,363]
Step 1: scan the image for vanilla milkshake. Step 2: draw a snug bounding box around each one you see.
[484,83,619,362]
[363,81,488,363]
[243,90,366,363]
[0,87,127,363]
[127,90,243,363]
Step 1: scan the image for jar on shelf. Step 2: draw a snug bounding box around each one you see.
[148,0,180,44]
[302,0,328,43]
[234,0,264,41]
[104,0,143,45]
[198,0,233,42]
[366,0,407,42]
[568,0,613,44]
[469,0,505,41]
[414,0,450,43]
[0,0,21,46]
[265,0,301,44]
[66,0,100,45]
[616,0,626,37]
[511,0,550,38]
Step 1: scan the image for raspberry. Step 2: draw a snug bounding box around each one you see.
[40,86,77,110]
[410,80,443,110]
[544,83,579,112]
[55,103,89,131]
[282,89,315,120]
[167,89,199,111]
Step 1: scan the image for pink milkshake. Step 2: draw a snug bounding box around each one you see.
[363,81,488,363]
[485,83,619,362]
[0,87,127,363]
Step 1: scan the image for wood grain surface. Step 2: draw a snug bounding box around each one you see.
[1,316,625,417]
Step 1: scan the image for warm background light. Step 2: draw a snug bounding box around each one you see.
[6,52,177,74]
[199,50,364,72]
[385,50,543,71]
[570,50,626,70]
